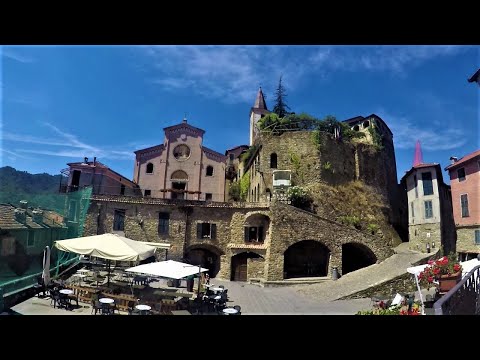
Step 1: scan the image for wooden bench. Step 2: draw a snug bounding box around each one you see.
[105,293,138,312]
[67,285,98,304]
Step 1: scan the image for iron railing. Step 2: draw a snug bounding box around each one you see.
[433,265,480,315]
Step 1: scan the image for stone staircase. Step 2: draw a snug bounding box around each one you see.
[293,244,436,302]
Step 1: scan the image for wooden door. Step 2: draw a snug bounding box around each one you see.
[232,255,248,281]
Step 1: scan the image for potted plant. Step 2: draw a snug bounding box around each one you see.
[418,253,462,293]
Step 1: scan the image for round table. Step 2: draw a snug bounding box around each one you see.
[212,287,224,293]
[222,308,238,315]
[59,289,73,295]
[99,298,114,304]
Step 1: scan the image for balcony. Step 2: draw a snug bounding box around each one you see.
[58,185,79,193]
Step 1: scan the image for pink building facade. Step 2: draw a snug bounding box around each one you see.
[445,149,480,259]
[134,119,227,202]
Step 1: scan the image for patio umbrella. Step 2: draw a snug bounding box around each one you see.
[42,246,51,287]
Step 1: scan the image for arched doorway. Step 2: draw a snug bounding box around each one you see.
[284,240,330,279]
[185,246,221,278]
[342,243,377,275]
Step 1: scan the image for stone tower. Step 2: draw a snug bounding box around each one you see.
[249,87,270,145]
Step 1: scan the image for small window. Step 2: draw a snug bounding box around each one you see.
[422,172,434,196]
[113,209,126,231]
[197,223,217,239]
[414,175,418,198]
[270,153,277,169]
[410,202,415,218]
[120,184,125,195]
[146,163,154,174]
[424,200,433,219]
[229,153,234,161]
[353,125,360,131]
[457,168,466,182]
[244,226,264,242]
[144,190,151,197]
[461,194,469,217]
[205,193,212,201]
[27,231,35,247]
[206,165,214,177]
[475,230,480,245]
[363,120,370,128]
[158,212,169,235]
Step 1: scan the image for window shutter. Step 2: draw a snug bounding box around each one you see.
[258,226,264,242]
[244,227,249,242]
[197,223,202,239]
[475,230,480,245]
[210,224,217,240]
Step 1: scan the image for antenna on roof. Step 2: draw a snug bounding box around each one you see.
[183,113,187,123]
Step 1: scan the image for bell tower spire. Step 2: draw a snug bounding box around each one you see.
[249,87,269,145]
[413,140,424,166]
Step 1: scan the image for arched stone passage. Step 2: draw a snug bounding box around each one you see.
[341,242,377,275]
[185,245,223,278]
[231,252,264,281]
[283,240,330,279]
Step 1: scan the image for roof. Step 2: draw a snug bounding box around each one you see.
[202,146,227,161]
[163,121,205,136]
[0,204,65,230]
[225,145,249,156]
[134,144,165,155]
[468,69,480,83]
[445,149,480,171]
[400,163,445,184]
[342,114,393,136]
[67,160,138,187]
[253,87,267,110]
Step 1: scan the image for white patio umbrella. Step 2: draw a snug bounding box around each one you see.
[42,246,51,286]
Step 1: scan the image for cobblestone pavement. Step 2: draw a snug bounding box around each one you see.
[210,279,372,315]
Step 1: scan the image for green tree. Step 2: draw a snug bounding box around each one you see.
[272,75,291,118]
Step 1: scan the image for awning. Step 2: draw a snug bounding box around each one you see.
[126,260,208,280]
[54,233,156,262]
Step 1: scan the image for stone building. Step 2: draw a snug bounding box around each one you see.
[60,157,140,196]
[400,142,456,254]
[133,119,227,202]
[445,149,480,260]
[62,88,405,282]
[0,201,68,278]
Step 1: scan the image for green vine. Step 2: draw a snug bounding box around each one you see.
[368,124,384,151]
[288,150,304,183]
[239,171,250,201]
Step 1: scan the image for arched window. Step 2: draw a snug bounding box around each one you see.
[363,120,370,128]
[206,165,214,177]
[270,153,277,169]
[353,125,360,132]
[146,163,154,174]
[171,170,188,181]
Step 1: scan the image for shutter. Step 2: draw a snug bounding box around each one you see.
[197,223,202,239]
[210,224,217,240]
[258,226,264,242]
[475,230,480,244]
[244,227,249,242]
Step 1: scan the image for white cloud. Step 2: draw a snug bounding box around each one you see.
[1,148,31,159]
[2,47,34,63]
[140,45,470,105]
[376,109,468,151]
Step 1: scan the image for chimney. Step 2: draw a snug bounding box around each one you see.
[32,209,44,224]
[14,209,26,224]
[93,157,97,165]
[449,156,458,164]
[19,200,28,209]
[84,157,88,163]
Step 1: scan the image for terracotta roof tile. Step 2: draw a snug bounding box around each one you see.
[445,149,480,171]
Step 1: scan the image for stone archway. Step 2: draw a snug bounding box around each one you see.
[283,240,330,279]
[184,245,223,278]
[230,252,264,282]
[341,242,377,275]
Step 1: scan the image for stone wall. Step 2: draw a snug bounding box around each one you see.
[267,202,393,281]
[456,226,480,254]
[408,223,442,253]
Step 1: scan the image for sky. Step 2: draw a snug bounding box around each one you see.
[1,45,479,184]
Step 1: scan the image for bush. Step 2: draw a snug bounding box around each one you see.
[287,186,312,211]
[228,182,241,201]
[367,223,379,234]
[338,215,361,229]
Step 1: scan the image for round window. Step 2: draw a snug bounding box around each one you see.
[173,144,191,161]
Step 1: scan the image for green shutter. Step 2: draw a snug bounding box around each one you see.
[475,230,480,245]
[258,226,264,242]
[244,227,249,242]
[210,224,217,240]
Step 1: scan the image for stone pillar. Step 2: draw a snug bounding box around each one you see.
[328,252,342,278]
[217,254,230,280]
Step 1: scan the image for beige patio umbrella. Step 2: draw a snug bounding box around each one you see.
[55,233,156,286]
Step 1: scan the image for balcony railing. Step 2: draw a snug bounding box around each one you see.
[433,265,480,315]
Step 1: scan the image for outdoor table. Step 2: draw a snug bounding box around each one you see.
[74,274,87,285]
[99,298,114,304]
[212,287,224,293]
[135,304,151,315]
[77,269,89,273]
[222,308,238,315]
[59,289,74,295]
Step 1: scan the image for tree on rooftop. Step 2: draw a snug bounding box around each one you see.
[273,75,291,118]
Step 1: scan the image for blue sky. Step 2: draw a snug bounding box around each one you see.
[1,45,479,183]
